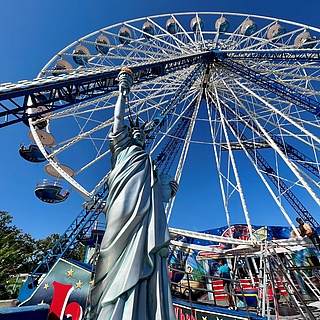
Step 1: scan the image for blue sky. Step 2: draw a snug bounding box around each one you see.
[0,0,319,240]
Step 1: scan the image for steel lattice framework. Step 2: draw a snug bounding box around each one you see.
[1,50,320,128]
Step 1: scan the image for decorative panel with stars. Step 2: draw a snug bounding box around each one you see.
[20,258,92,320]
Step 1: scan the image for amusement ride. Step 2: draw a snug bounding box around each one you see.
[1,12,320,319]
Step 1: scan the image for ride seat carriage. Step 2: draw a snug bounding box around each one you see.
[19,144,47,163]
[35,179,70,203]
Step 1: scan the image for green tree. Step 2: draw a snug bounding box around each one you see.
[0,233,21,298]
[0,211,86,299]
[0,211,36,298]
[33,233,60,264]
[34,233,86,264]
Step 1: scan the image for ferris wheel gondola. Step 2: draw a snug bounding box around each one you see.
[34,179,70,203]
[19,144,46,163]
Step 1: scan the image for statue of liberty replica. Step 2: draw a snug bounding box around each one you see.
[87,68,177,319]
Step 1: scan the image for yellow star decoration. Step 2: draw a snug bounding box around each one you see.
[75,280,83,289]
[202,317,207,320]
[89,280,94,286]
[67,268,75,277]
[43,283,50,290]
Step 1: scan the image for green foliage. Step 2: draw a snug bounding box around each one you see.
[34,233,86,263]
[5,274,29,298]
[0,212,35,270]
[0,233,21,281]
[0,211,36,299]
[70,243,86,262]
[0,211,87,299]
[33,233,61,263]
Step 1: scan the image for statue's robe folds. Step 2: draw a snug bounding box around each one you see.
[89,127,175,320]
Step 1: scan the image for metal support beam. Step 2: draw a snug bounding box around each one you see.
[0,52,212,128]
[154,103,195,174]
[145,62,206,140]
[221,105,320,228]
[215,48,320,62]
[215,57,320,116]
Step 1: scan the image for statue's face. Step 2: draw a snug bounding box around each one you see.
[131,129,146,148]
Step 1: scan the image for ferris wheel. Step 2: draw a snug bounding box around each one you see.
[24,12,320,236]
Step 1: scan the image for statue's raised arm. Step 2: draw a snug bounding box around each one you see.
[113,68,134,133]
